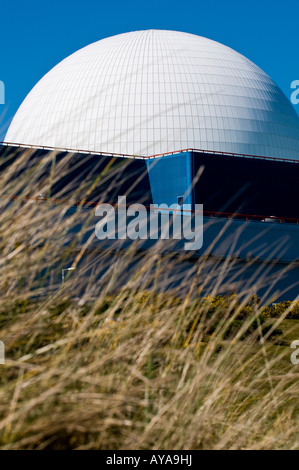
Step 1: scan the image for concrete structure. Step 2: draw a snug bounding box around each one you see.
[2,30,299,299]
[5,30,299,159]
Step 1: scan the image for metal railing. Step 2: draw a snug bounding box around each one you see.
[0,141,147,160]
[1,141,299,164]
[3,195,299,225]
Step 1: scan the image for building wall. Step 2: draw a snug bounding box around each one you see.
[146,152,193,207]
[192,151,299,218]
[1,145,298,300]
[0,145,152,206]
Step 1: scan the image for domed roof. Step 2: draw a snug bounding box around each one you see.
[5,29,299,159]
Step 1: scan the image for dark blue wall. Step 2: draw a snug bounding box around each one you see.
[192,151,299,219]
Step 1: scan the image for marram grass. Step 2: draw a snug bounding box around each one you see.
[0,148,298,450]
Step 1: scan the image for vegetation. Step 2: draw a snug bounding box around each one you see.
[0,147,298,449]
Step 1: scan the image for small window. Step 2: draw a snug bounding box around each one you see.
[177,196,184,207]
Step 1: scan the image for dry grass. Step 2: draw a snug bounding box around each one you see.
[0,147,298,450]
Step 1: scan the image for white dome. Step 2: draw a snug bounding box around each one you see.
[5,30,299,159]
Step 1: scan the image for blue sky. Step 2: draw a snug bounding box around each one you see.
[0,0,298,140]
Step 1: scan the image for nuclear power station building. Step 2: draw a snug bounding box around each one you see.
[1,30,299,298]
